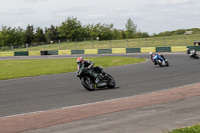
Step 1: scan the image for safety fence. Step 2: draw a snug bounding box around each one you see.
[0,46,199,57]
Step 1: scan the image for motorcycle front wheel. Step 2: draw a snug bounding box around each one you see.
[106,74,116,88]
[81,76,95,91]
[158,61,163,67]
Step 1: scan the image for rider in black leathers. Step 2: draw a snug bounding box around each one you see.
[76,57,102,84]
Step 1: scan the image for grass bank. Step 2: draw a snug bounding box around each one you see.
[2,34,200,51]
[0,57,145,80]
[168,124,200,133]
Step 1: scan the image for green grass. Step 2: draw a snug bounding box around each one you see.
[168,125,200,133]
[0,56,145,80]
[2,34,200,51]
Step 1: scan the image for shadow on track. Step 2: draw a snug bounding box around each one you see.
[95,87,120,91]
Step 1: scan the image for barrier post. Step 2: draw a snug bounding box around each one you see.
[75,38,77,50]
[42,42,45,51]
[184,37,186,46]
[145,39,148,47]
[58,40,61,50]
[163,38,166,47]
[26,44,29,51]
[92,38,94,49]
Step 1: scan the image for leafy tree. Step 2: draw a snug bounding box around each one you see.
[84,23,114,40]
[125,18,137,39]
[45,25,59,42]
[34,27,45,43]
[58,17,82,41]
[135,32,150,38]
[99,23,114,40]
[0,26,25,46]
[15,27,26,45]
[112,29,123,40]
[88,23,101,39]
[153,31,172,37]
[25,25,34,44]
[81,24,91,39]
[121,30,127,39]
[172,29,185,35]
[0,26,14,46]
[189,28,200,34]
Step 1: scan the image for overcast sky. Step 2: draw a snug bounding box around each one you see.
[1,0,200,34]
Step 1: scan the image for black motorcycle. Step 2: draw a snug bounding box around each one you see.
[77,66,115,91]
[187,49,199,59]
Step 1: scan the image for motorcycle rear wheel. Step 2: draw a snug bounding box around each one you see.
[165,61,169,66]
[81,76,95,91]
[194,55,199,59]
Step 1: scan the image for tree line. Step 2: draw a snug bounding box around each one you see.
[1,17,199,47]
[0,17,150,46]
[152,28,200,37]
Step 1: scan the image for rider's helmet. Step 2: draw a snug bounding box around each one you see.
[149,52,153,56]
[77,57,84,64]
[186,48,190,51]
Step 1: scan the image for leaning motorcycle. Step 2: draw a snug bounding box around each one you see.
[152,54,169,67]
[76,66,116,91]
[187,49,199,59]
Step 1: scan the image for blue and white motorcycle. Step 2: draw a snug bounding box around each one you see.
[152,54,169,67]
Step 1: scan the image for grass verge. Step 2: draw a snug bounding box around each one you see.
[2,34,200,51]
[0,56,145,80]
[168,125,200,133]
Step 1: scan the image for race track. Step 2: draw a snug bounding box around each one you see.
[1,53,200,117]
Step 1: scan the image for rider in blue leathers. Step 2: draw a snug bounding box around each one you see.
[149,52,166,65]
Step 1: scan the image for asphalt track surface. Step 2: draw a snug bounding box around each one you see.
[1,53,200,118]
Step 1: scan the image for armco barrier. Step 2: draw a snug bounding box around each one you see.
[156,47,171,52]
[58,50,71,55]
[47,50,58,55]
[171,46,186,52]
[29,51,41,56]
[187,46,200,51]
[141,47,156,53]
[112,48,126,54]
[0,52,14,57]
[84,49,98,54]
[126,48,140,53]
[14,51,28,56]
[71,50,84,54]
[98,49,112,54]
